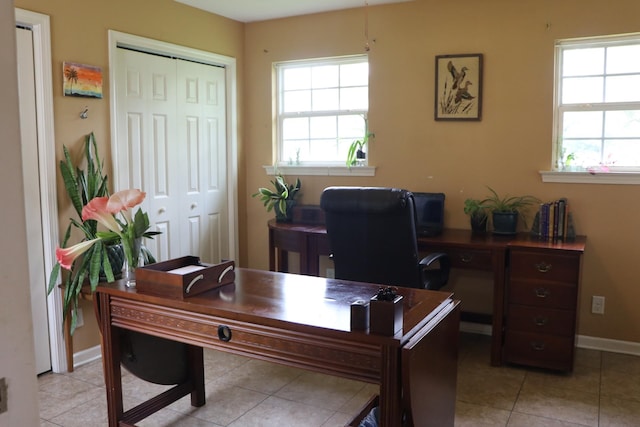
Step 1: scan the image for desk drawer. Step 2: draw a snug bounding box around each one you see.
[509,280,577,310]
[446,248,493,271]
[510,250,580,284]
[504,330,574,371]
[272,229,304,252]
[507,305,575,336]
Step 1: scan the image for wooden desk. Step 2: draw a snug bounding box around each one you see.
[268,220,586,368]
[95,268,460,427]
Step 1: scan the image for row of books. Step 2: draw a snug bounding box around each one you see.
[532,198,575,240]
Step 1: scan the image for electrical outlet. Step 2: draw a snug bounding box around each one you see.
[76,308,84,328]
[326,268,335,279]
[592,296,605,315]
[0,377,7,414]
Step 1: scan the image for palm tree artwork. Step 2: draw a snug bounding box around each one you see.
[63,61,103,98]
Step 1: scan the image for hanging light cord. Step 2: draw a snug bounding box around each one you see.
[364,1,370,52]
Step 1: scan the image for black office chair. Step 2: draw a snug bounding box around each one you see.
[320,186,450,291]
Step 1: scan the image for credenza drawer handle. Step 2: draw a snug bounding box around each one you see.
[534,288,550,298]
[218,325,232,342]
[531,342,546,351]
[535,262,552,273]
[533,317,548,326]
[460,254,473,263]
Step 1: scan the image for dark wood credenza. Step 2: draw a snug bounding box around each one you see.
[268,220,586,371]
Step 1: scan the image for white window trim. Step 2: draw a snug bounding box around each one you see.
[544,32,640,184]
[540,170,640,184]
[264,164,376,177]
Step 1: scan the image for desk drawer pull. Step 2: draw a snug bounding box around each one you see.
[535,262,552,273]
[533,317,548,326]
[460,254,473,263]
[530,342,546,351]
[534,288,550,298]
[218,325,232,342]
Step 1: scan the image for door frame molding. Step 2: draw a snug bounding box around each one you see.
[108,30,239,262]
[15,9,63,372]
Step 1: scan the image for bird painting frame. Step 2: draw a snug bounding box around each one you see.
[435,53,483,121]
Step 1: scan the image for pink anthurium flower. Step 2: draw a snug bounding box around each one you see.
[107,189,146,219]
[82,196,122,234]
[56,238,100,270]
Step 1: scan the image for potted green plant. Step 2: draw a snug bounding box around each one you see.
[346,116,370,167]
[463,198,488,232]
[482,186,539,235]
[252,174,301,222]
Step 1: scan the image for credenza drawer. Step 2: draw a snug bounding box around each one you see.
[507,305,575,336]
[509,280,577,310]
[446,248,493,271]
[504,330,574,371]
[510,250,580,284]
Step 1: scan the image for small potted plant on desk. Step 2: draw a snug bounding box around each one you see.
[463,198,489,233]
[483,186,539,235]
[252,174,301,222]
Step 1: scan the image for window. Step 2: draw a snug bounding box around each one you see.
[555,34,640,173]
[275,56,369,166]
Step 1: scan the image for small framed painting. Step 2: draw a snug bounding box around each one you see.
[63,62,103,98]
[435,53,483,121]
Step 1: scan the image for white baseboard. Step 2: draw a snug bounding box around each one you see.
[576,334,640,357]
[72,345,102,369]
[460,322,640,357]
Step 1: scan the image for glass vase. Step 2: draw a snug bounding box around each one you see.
[123,237,143,288]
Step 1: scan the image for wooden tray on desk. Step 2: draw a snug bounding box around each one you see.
[135,256,235,299]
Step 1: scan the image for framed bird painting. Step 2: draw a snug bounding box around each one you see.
[435,53,483,121]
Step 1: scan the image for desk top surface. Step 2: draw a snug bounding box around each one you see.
[268,220,586,252]
[97,268,454,345]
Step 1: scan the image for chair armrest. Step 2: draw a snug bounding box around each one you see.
[419,252,451,291]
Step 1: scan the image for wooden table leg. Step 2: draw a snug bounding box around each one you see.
[97,293,124,427]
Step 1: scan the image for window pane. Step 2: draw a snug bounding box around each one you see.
[605,110,640,137]
[338,115,366,140]
[312,65,339,89]
[283,67,311,90]
[312,88,339,111]
[605,75,640,102]
[310,116,337,139]
[282,140,307,164]
[340,87,368,110]
[309,139,339,161]
[563,48,604,76]
[563,111,603,138]
[562,77,603,104]
[561,139,602,167]
[341,62,369,86]
[282,117,309,140]
[284,90,311,113]
[604,139,640,166]
[606,44,640,74]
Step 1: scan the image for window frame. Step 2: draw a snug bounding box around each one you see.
[273,55,372,174]
[547,33,640,184]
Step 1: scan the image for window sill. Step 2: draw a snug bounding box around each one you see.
[539,170,640,185]
[263,165,376,177]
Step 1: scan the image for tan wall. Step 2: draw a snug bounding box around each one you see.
[244,0,640,343]
[0,2,40,424]
[14,0,244,353]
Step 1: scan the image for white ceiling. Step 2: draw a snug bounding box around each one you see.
[175,0,413,23]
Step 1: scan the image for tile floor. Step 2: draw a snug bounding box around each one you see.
[38,333,640,426]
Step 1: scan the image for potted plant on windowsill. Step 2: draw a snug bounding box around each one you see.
[252,174,301,222]
[483,186,539,235]
[463,198,489,233]
[346,115,370,168]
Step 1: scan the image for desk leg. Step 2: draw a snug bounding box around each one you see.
[97,293,124,427]
[187,345,205,407]
[378,346,402,426]
[490,250,506,366]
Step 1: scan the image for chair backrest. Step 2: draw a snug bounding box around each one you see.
[320,186,422,288]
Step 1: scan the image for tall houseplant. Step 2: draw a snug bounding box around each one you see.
[482,186,539,235]
[252,174,301,222]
